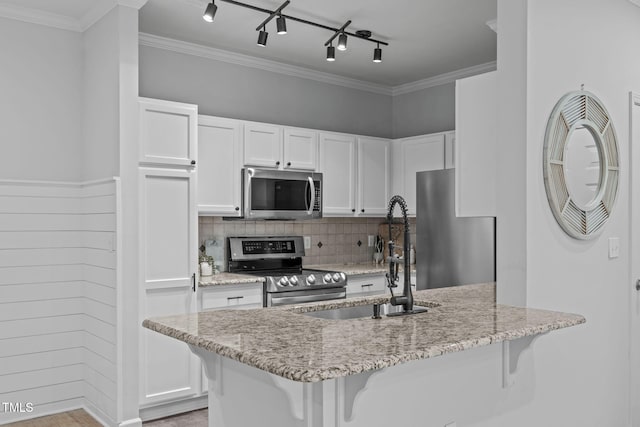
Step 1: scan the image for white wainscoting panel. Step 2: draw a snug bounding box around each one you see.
[0,179,118,426]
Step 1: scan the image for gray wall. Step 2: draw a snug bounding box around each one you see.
[391,83,455,138]
[140,46,393,138]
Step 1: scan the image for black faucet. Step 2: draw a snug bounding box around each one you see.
[386,195,415,313]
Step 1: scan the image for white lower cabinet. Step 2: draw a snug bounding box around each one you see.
[199,283,263,393]
[346,274,388,297]
[199,283,263,311]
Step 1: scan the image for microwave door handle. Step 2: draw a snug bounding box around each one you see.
[307,177,315,215]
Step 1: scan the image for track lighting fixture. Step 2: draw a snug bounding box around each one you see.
[373,43,382,63]
[202,0,388,63]
[337,33,347,51]
[257,27,268,47]
[202,1,217,22]
[326,44,336,62]
[276,15,287,34]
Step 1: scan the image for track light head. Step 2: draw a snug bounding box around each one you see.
[257,28,268,47]
[373,45,382,63]
[326,45,336,62]
[203,2,217,22]
[276,15,287,34]
[337,33,347,51]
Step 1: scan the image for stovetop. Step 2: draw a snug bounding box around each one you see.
[227,236,348,293]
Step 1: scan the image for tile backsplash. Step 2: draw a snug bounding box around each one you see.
[199,217,416,271]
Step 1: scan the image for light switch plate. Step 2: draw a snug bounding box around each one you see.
[304,236,311,249]
[368,235,374,247]
[609,237,620,259]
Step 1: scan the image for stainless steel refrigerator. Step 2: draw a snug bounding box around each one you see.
[416,169,495,289]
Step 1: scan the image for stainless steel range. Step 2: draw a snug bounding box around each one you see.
[227,236,347,307]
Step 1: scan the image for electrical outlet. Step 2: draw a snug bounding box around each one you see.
[609,237,620,259]
[368,235,374,247]
[304,236,311,249]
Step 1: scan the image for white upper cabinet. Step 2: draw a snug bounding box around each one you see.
[319,133,357,215]
[243,123,282,169]
[139,98,197,167]
[455,71,497,217]
[393,134,446,215]
[283,128,318,171]
[357,137,391,216]
[244,123,318,171]
[198,116,242,216]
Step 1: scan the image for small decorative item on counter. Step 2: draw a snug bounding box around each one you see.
[199,254,214,277]
[373,235,384,264]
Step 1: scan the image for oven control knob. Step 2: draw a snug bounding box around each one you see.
[278,277,289,287]
[332,273,341,282]
[323,273,333,283]
[289,276,298,286]
[306,275,316,285]
[340,272,346,282]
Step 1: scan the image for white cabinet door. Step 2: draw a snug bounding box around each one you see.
[243,123,282,168]
[444,131,456,170]
[398,134,445,215]
[357,137,391,216]
[283,128,318,171]
[139,168,199,406]
[198,116,242,216]
[319,133,357,216]
[139,98,197,167]
[455,71,497,217]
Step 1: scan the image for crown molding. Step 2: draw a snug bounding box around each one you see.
[391,61,497,96]
[140,33,496,97]
[0,3,83,32]
[139,33,394,95]
[0,1,147,33]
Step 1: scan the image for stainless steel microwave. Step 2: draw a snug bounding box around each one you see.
[242,168,322,220]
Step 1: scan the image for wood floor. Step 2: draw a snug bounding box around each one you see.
[3,409,208,427]
[4,409,102,427]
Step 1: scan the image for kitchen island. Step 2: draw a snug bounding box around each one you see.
[143,283,584,427]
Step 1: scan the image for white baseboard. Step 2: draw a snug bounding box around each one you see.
[118,417,143,427]
[139,395,208,422]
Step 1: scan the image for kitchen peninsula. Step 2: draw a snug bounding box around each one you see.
[143,283,584,427]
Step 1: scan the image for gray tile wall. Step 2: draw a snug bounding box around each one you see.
[199,217,416,271]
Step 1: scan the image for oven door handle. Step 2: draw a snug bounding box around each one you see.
[306,176,315,216]
[269,290,346,306]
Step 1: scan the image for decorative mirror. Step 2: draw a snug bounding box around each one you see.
[543,90,619,240]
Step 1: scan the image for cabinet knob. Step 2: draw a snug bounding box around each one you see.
[286,162,291,167]
[190,160,196,165]
[235,206,240,211]
[361,209,365,213]
[351,209,356,213]
[276,161,280,166]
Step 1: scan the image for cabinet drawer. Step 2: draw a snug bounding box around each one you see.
[200,283,263,310]
[346,274,388,296]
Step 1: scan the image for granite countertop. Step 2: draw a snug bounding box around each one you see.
[143,283,585,382]
[199,263,412,286]
[307,263,416,276]
[198,272,263,287]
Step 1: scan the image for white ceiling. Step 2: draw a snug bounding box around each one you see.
[0,0,497,87]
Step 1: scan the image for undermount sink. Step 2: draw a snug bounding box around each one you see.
[302,303,429,320]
